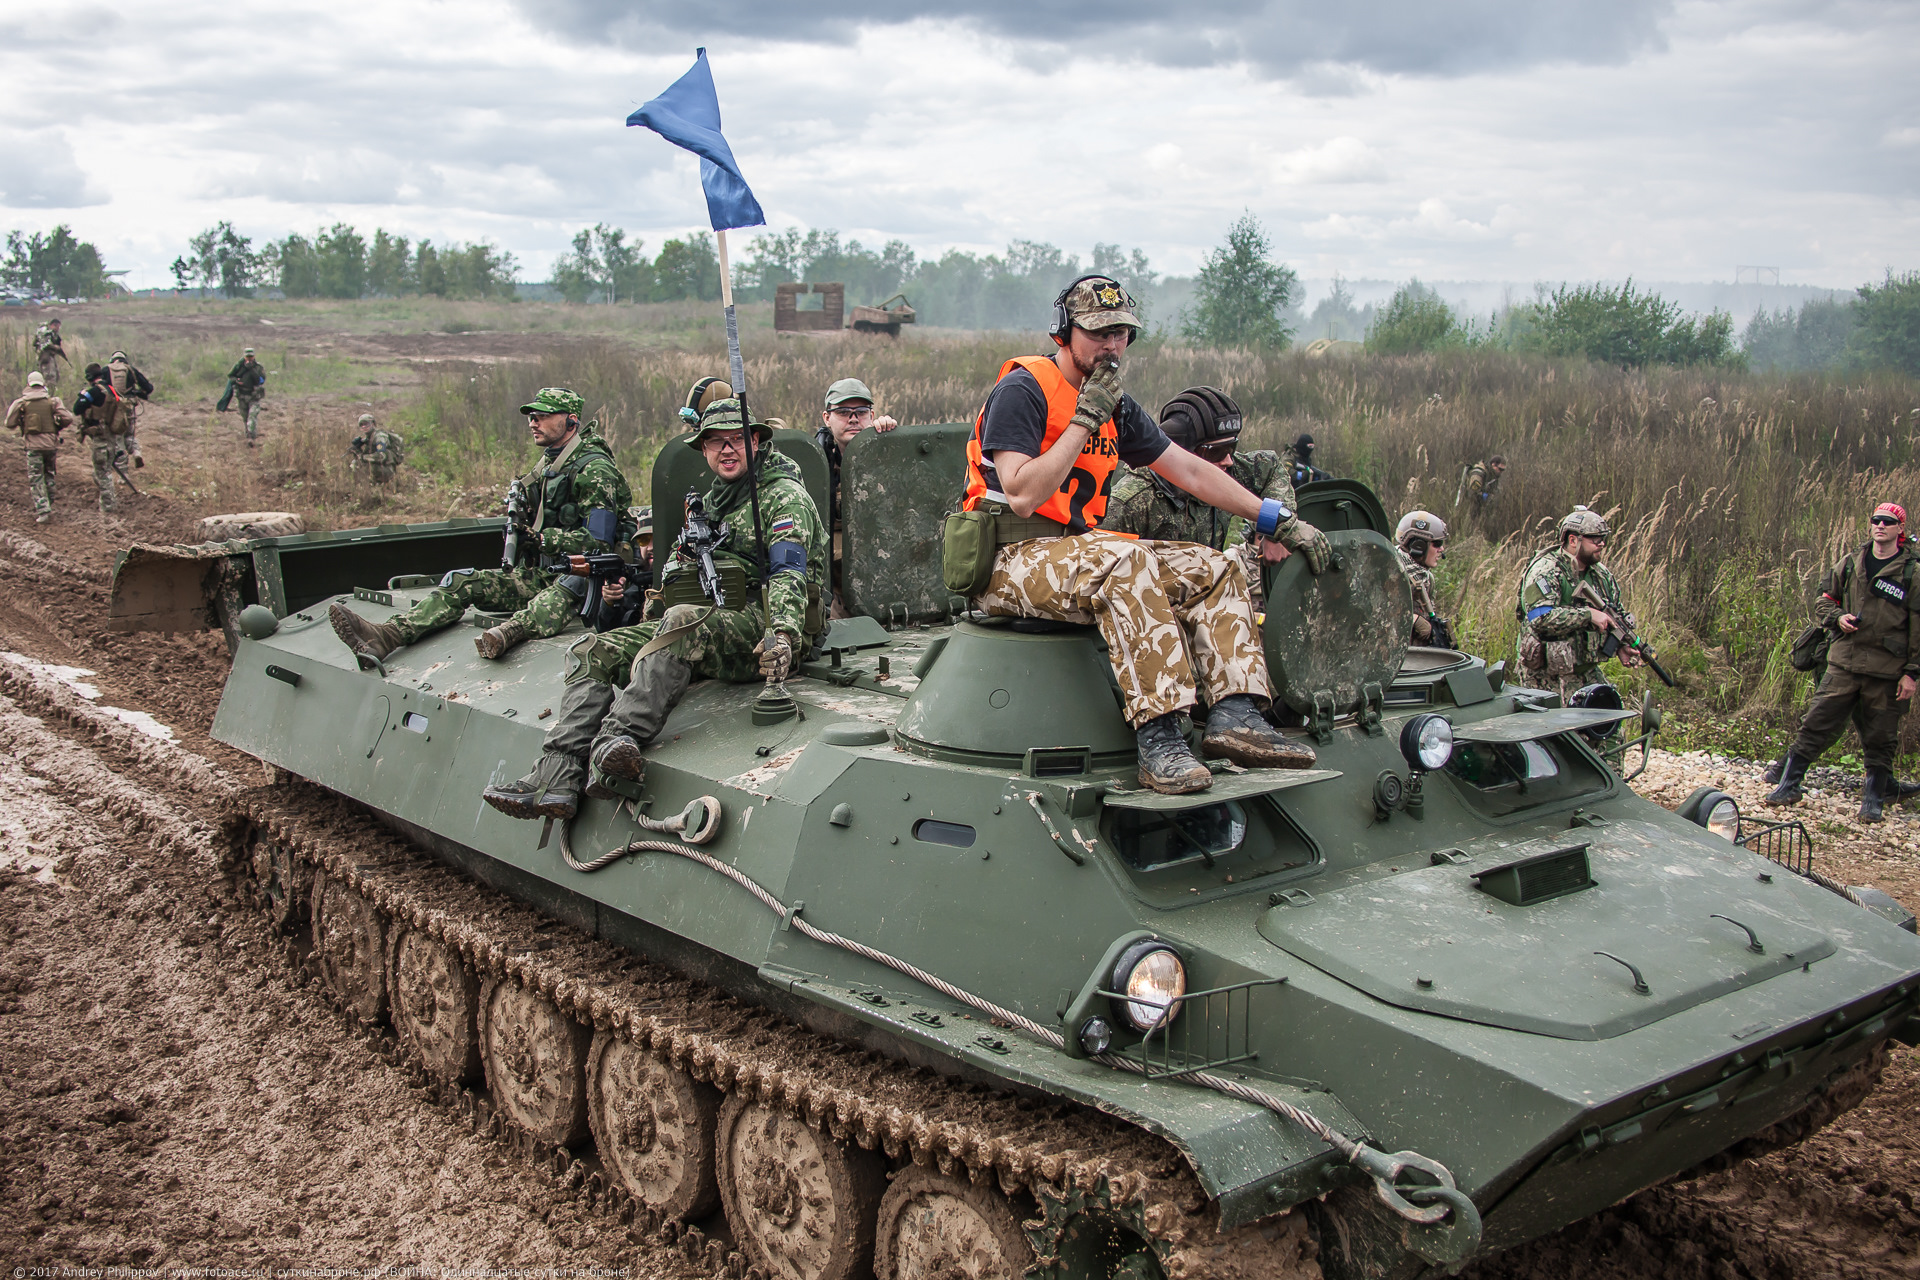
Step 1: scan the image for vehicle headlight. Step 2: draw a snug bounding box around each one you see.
[1400,713,1454,772]
[1706,796,1740,842]
[1109,941,1186,1034]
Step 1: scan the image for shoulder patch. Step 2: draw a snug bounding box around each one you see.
[769,514,797,538]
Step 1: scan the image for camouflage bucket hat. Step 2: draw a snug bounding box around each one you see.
[1063,277,1141,333]
[632,505,653,537]
[685,397,773,450]
[519,386,585,417]
[1559,505,1611,539]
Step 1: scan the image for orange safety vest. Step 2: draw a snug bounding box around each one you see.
[963,355,1122,533]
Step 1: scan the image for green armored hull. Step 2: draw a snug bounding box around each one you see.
[121,426,1920,1280]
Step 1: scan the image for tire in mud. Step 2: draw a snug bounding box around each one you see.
[587,1030,721,1220]
[388,925,482,1086]
[312,869,388,1025]
[875,1166,1036,1280]
[479,976,591,1147]
[717,1089,886,1280]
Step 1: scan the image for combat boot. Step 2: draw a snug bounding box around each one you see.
[588,737,644,798]
[482,751,584,821]
[1893,775,1920,802]
[1136,714,1213,795]
[1761,752,1786,786]
[475,618,530,660]
[1858,766,1890,824]
[1200,695,1318,769]
[1763,751,1811,806]
[328,601,403,660]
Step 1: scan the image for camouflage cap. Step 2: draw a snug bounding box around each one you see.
[685,397,773,450]
[26,371,43,388]
[1395,510,1448,545]
[357,413,377,426]
[242,346,254,355]
[632,505,653,537]
[519,386,585,417]
[109,350,127,362]
[1559,505,1610,539]
[1062,277,1141,333]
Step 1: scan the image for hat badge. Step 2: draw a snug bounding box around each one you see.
[1096,285,1122,308]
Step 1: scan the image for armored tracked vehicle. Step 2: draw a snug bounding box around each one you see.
[113,423,1920,1280]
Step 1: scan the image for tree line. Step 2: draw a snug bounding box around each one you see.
[171,221,518,299]
[2,225,115,298]
[1740,274,1920,377]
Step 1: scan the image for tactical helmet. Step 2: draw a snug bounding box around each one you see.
[1158,387,1242,453]
[109,350,127,362]
[1559,505,1610,539]
[683,377,735,423]
[1395,510,1449,548]
[686,397,773,450]
[519,386,585,418]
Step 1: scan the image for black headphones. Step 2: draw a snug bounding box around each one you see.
[1048,274,1139,347]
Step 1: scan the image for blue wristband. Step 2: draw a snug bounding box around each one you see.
[1256,498,1292,539]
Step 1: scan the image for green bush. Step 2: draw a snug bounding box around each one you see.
[1515,280,1741,368]
[1365,280,1468,355]
[1182,214,1297,350]
[1848,270,1920,376]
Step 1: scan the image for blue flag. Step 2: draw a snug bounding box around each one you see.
[626,48,766,232]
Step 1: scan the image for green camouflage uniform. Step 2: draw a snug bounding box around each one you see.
[351,428,406,483]
[227,357,267,440]
[34,325,66,388]
[392,424,632,645]
[1397,546,1446,643]
[1098,450,1294,550]
[1516,548,1630,695]
[566,450,828,687]
[1462,461,1500,506]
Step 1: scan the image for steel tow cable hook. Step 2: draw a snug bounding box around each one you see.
[1348,1146,1484,1266]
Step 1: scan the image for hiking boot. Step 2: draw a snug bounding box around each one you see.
[475,618,530,660]
[1858,766,1890,824]
[1136,713,1212,795]
[588,736,645,798]
[1200,694,1318,769]
[1763,751,1810,806]
[1893,775,1920,802]
[1761,753,1785,786]
[481,752,582,821]
[329,601,404,661]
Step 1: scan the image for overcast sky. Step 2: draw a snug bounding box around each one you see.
[1,0,1913,294]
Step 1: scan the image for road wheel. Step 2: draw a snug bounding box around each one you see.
[479,978,591,1146]
[388,926,481,1085]
[876,1167,1035,1280]
[718,1091,884,1280]
[311,870,387,1025]
[588,1031,721,1220]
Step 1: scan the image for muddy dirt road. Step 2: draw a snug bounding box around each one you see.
[0,372,1914,1275]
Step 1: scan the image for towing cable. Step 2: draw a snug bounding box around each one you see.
[560,806,1481,1256]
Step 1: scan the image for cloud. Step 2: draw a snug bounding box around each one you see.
[1272,137,1387,184]
[519,0,1674,78]
[0,129,108,208]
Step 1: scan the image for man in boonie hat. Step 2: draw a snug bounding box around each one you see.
[1767,500,1920,822]
[329,385,635,664]
[224,346,269,445]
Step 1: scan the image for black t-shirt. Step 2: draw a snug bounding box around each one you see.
[975,365,1170,533]
[1864,550,1893,585]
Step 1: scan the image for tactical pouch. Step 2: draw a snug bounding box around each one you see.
[660,561,750,610]
[942,509,997,597]
[1518,632,1547,671]
[1789,622,1832,672]
[1545,638,1580,676]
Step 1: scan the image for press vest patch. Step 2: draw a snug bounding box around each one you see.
[1873,576,1907,605]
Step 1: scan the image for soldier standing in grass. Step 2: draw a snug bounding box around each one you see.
[328,387,634,662]
[348,413,406,483]
[1396,510,1454,648]
[482,399,828,820]
[1764,502,1920,823]
[1515,506,1643,702]
[71,363,132,516]
[957,276,1330,794]
[33,319,70,389]
[224,348,267,445]
[106,351,152,467]
[5,371,75,524]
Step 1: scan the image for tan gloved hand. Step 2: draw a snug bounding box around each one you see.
[1068,360,1121,434]
[1277,517,1332,574]
[754,630,795,681]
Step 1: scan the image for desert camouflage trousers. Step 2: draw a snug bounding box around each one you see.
[393,565,575,645]
[24,449,54,516]
[88,432,129,513]
[565,604,769,688]
[975,532,1269,726]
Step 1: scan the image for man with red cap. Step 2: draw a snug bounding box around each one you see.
[1766,501,1920,822]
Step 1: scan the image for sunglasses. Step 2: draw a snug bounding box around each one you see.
[1872,516,1903,526]
[1194,440,1238,462]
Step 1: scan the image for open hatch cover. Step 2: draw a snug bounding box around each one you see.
[1105,768,1342,811]
[1453,706,1637,743]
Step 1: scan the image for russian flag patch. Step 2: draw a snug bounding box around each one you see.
[770,515,797,537]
